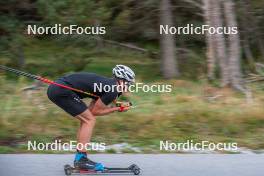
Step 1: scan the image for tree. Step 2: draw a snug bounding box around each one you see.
[159,0,179,79]
[211,0,230,86]
[202,0,244,89]
[223,0,243,90]
[203,0,216,80]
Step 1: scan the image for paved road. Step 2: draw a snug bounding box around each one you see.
[0,154,263,176]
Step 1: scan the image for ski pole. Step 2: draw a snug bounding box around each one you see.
[0,65,99,98]
[0,65,136,108]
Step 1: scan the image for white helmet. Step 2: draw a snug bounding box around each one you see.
[112,65,135,83]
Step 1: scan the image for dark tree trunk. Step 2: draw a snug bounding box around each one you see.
[223,0,243,90]
[203,0,217,80]
[159,0,179,79]
[211,0,229,86]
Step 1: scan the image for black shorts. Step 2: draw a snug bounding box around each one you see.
[47,80,88,117]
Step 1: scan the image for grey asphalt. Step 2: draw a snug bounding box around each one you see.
[0,154,263,176]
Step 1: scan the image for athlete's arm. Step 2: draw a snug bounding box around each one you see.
[89,98,122,116]
[88,99,96,110]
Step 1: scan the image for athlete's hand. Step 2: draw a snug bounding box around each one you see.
[118,106,130,112]
[115,101,132,107]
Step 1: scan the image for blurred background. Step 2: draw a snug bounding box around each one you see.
[0,0,264,154]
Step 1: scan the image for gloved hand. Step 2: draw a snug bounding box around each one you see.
[118,106,130,112]
[115,101,132,107]
[115,101,132,112]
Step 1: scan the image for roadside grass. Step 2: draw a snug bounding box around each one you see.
[0,38,264,153]
[0,78,264,153]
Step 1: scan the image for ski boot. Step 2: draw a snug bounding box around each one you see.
[73,152,104,171]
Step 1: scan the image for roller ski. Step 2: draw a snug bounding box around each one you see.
[64,152,140,175]
[64,163,141,175]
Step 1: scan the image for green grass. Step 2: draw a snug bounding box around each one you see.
[16,38,160,81]
[0,38,264,153]
[0,78,264,153]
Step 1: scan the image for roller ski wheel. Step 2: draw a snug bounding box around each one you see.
[133,168,140,175]
[130,164,140,175]
[64,164,72,176]
[129,164,137,170]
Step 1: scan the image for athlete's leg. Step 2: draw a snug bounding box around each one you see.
[77,122,81,145]
[75,109,96,152]
[74,109,104,170]
[76,100,97,150]
[47,84,103,170]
